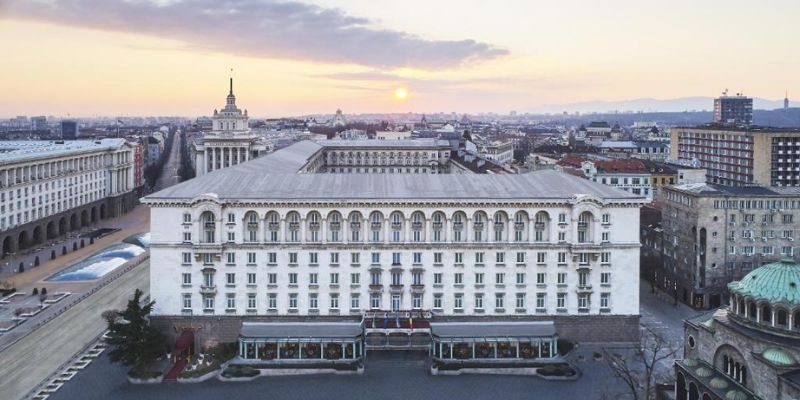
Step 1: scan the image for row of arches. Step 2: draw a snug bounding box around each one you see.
[193,209,599,245]
[732,294,800,333]
[1,204,106,257]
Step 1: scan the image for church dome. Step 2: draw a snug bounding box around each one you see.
[728,258,800,305]
[762,347,796,367]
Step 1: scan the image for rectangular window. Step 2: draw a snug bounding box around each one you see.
[557,293,566,309]
[558,231,566,242]
[454,273,463,284]
[289,293,298,309]
[475,272,484,284]
[474,294,483,309]
[391,272,402,286]
[226,273,235,285]
[475,252,484,264]
[558,252,567,263]
[601,252,610,263]
[434,252,443,264]
[601,232,609,242]
[578,294,588,309]
[226,293,236,309]
[516,252,525,263]
[536,252,546,263]
[516,272,525,284]
[602,213,610,224]
[536,293,546,309]
[351,252,360,265]
[495,293,504,309]
[537,272,546,284]
[247,293,256,310]
[495,272,505,284]
[351,294,360,310]
[433,293,443,309]
[289,273,298,285]
[495,252,505,264]
[557,272,566,285]
[247,252,256,264]
[268,273,277,284]
[182,273,191,285]
[309,252,319,265]
[600,293,610,309]
[351,273,360,284]
[454,252,463,264]
[370,272,381,285]
[204,296,214,310]
[289,253,298,264]
[182,252,191,264]
[330,273,339,285]
[454,293,463,309]
[370,293,381,309]
[226,252,235,264]
[182,293,192,309]
[268,252,277,264]
[516,293,525,309]
[434,273,443,284]
[601,272,610,285]
[558,213,566,223]
[371,252,380,264]
[392,252,401,265]
[413,252,422,264]
[309,294,318,310]
[330,252,339,264]
[247,272,256,285]
[268,294,277,309]
[309,273,318,285]
[227,232,235,242]
[330,294,339,310]
[227,213,235,223]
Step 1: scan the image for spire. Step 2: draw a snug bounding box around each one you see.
[229,67,234,96]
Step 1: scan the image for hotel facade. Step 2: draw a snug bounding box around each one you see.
[144,140,646,353]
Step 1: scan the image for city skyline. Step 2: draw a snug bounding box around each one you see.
[1,0,799,117]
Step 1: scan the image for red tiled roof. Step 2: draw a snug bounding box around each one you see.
[593,159,647,173]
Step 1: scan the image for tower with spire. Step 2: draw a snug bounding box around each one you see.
[195,73,270,176]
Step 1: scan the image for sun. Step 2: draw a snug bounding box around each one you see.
[394,87,408,100]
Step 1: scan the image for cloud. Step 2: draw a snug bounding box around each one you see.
[3,0,508,69]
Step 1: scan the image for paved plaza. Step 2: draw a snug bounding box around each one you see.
[49,346,629,400]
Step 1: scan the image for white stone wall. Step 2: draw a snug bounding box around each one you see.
[149,199,640,319]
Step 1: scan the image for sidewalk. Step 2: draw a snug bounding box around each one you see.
[0,205,150,290]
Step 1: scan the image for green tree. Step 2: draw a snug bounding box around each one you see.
[105,289,167,374]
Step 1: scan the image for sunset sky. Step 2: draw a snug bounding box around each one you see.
[0,0,798,117]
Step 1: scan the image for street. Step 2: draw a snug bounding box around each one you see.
[153,129,183,191]
[0,261,150,400]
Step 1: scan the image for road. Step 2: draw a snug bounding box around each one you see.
[0,261,150,400]
[153,129,182,192]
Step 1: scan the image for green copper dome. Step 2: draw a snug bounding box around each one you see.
[682,358,699,367]
[728,258,800,305]
[709,377,729,389]
[695,367,713,377]
[762,347,797,366]
[725,390,748,400]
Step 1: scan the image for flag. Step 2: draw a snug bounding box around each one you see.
[371,317,375,329]
[383,313,388,329]
[395,315,400,329]
[409,317,413,331]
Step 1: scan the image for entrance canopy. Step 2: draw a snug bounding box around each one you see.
[240,322,363,341]
[431,321,556,340]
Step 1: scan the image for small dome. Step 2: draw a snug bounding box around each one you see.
[701,318,716,331]
[728,258,800,305]
[695,367,713,377]
[762,347,797,366]
[682,358,699,367]
[725,390,748,400]
[709,377,729,389]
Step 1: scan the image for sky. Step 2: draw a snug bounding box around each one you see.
[0,0,798,117]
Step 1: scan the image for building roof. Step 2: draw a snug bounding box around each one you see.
[317,139,450,149]
[727,258,800,306]
[676,358,760,400]
[592,159,648,174]
[430,321,557,339]
[0,139,128,165]
[240,322,362,339]
[669,183,800,197]
[145,144,643,202]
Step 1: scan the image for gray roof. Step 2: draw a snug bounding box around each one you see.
[144,140,644,202]
[240,322,362,339]
[317,139,450,148]
[430,321,557,338]
[0,139,128,165]
[670,183,800,197]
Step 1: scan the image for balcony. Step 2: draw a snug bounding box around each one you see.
[309,222,320,230]
[369,284,383,291]
[246,222,258,229]
[576,285,593,293]
[204,222,216,229]
[390,284,404,292]
[199,285,217,295]
[268,222,280,230]
[514,222,525,230]
[330,222,341,230]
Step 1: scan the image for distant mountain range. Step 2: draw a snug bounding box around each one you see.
[528,96,789,114]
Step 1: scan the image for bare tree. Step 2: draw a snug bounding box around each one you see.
[603,328,678,400]
[101,309,120,326]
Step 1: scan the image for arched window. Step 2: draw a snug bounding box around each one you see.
[513,211,528,242]
[390,212,404,242]
[748,301,757,320]
[761,304,772,324]
[452,212,465,242]
[369,212,383,242]
[473,212,486,242]
[266,212,280,242]
[493,212,507,242]
[431,212,445,242]
[349,212,362,242]
[738,298,745,316]
[577,211,593,243]
[200,211,215,243]
[307,211,321,242]
[328,211,342,242]
[534,211,550,242]
[410,211,424,242]
[777,309,788,327]
[244,211,259,243]
[286,212,300,242]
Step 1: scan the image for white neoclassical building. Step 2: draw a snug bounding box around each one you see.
[144,140,647,348]
[193,78,270,175]
[1,139,141,257]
